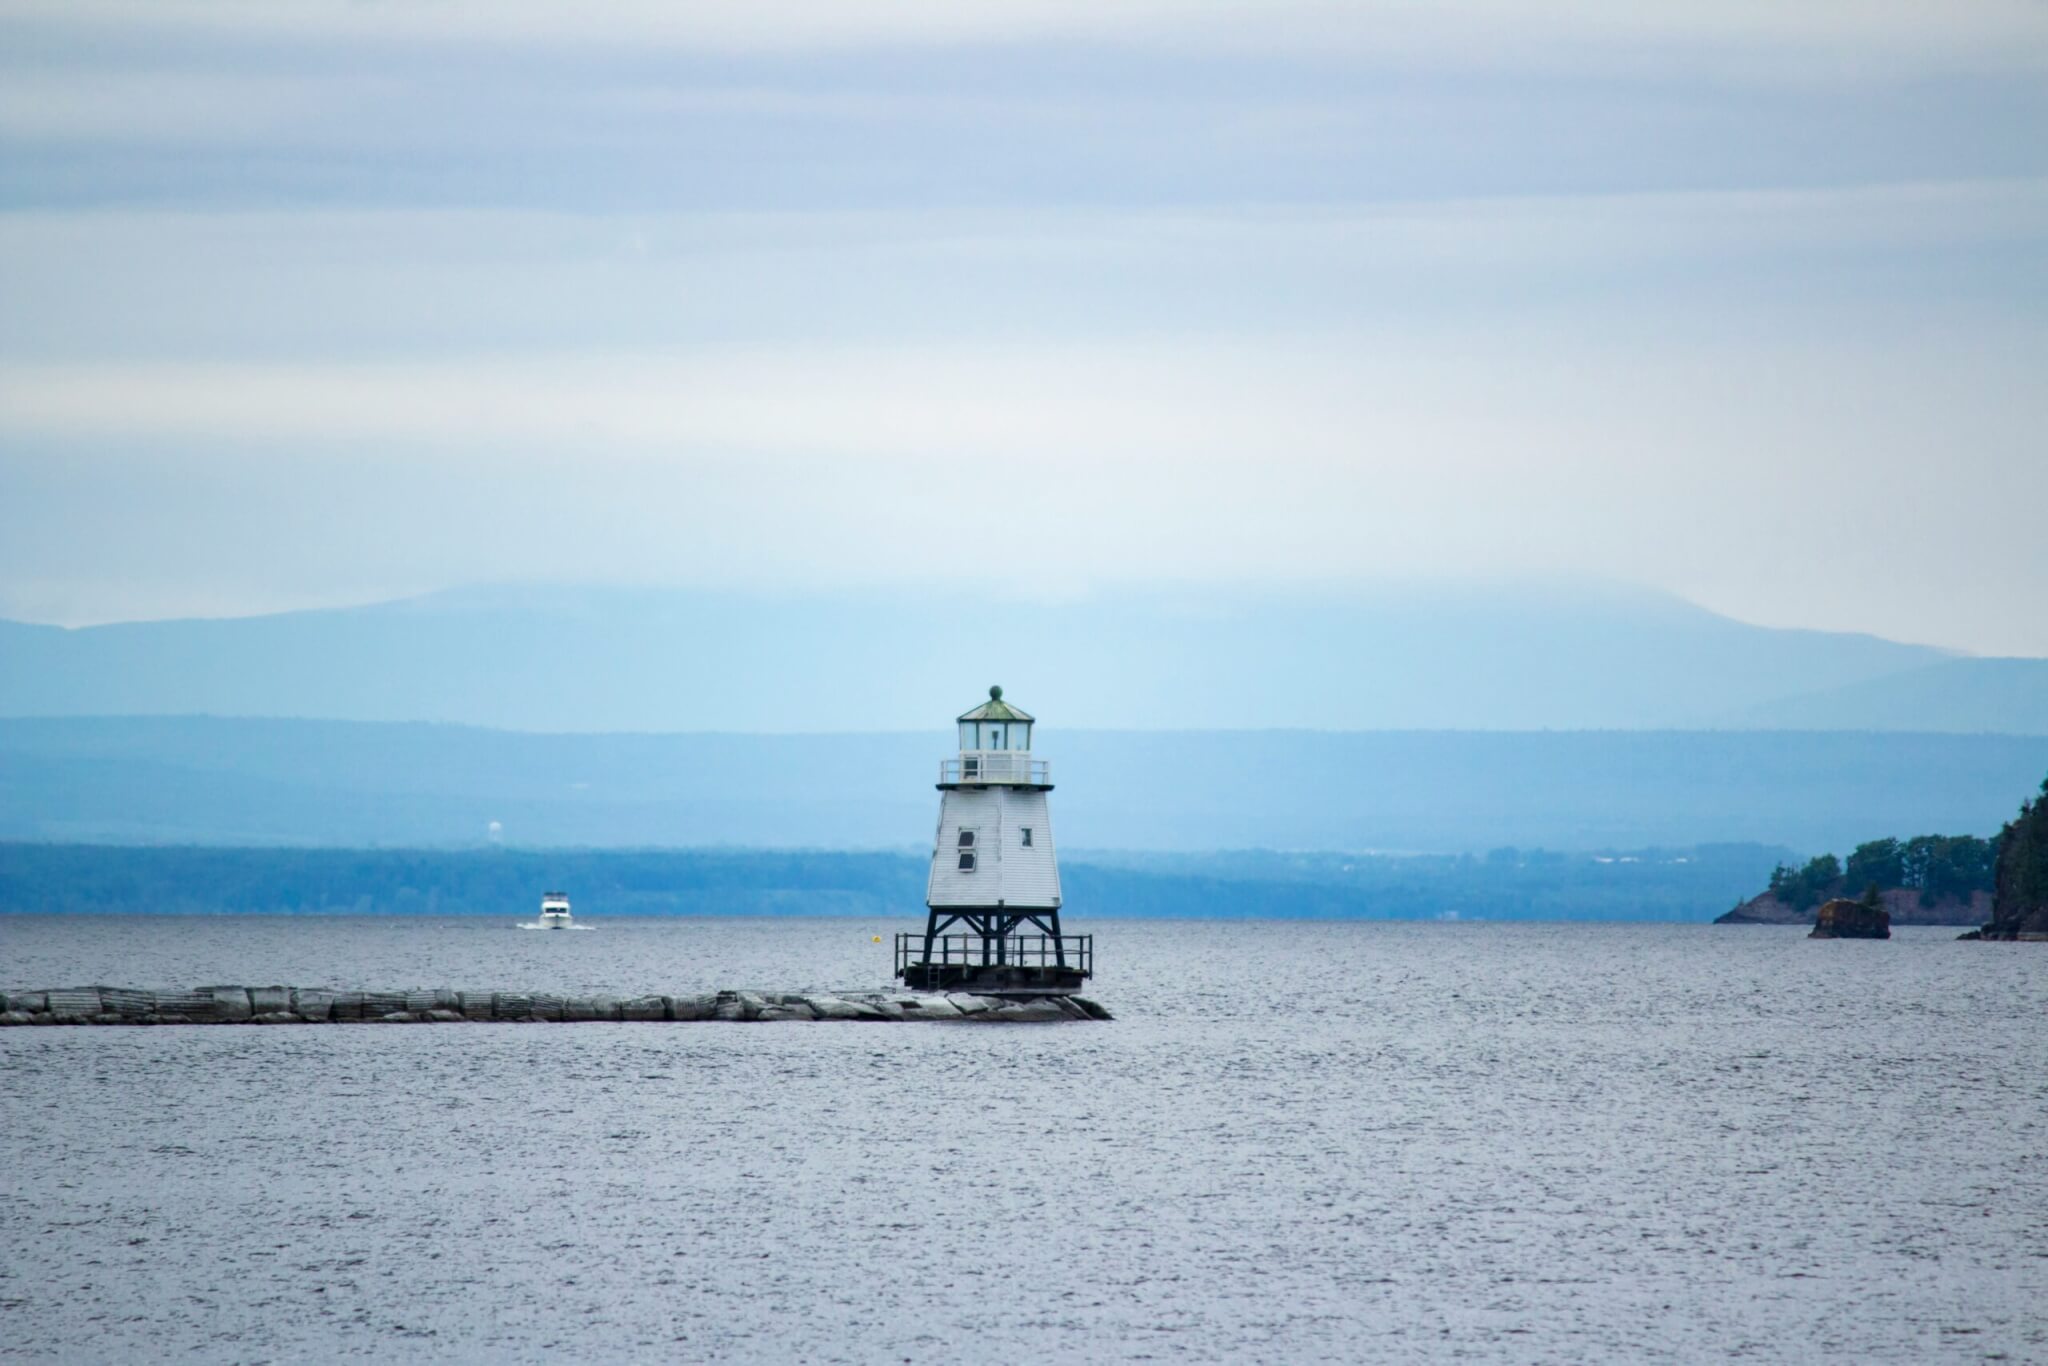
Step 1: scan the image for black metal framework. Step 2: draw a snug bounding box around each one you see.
[895,909,1091,993]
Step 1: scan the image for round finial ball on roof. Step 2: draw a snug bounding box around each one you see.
[990,685,1003,700]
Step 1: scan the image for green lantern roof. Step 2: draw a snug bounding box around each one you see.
[957,685,1034,723]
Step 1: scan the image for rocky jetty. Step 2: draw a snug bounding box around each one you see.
[0,986,1112,1026]
[1809,898,1889,939]
[1971,776,2048,941]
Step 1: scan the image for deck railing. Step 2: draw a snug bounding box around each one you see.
[938,754,1051,786]
[895,933,1092,977]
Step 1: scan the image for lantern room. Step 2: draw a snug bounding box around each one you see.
[956,685,1033,752]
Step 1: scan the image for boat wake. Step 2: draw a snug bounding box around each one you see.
[515,922,596,931]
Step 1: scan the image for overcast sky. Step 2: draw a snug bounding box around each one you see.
[2,0,2045,653]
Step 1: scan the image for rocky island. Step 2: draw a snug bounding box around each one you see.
[1809,892,1889,939]
[1721,885,1987,927]
[1717,834,1994,927]
[1719,775,2048,941]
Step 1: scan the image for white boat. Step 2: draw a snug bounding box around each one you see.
[538,891,573,929]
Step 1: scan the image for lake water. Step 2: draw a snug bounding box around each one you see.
[2,916,2043,1363]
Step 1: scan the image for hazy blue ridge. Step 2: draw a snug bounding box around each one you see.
[1712,657,2048,733]
[0,843,1792,924]
[3,716,2043,856]
[0,580,1976,732]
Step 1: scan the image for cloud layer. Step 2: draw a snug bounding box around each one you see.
[15,0,2048,67]
[1,0,2044,653]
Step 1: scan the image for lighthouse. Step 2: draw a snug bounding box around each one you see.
[896,686,1091,993]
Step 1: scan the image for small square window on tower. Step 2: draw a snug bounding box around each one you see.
[958,851,976,871]
[1021,827,1033,846]
[957,830,975,848]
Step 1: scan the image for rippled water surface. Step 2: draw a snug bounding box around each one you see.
[3,916,2044,1363]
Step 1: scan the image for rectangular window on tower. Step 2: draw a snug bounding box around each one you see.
[958,852,976,871]
[957,830,975,847]
[1020,827,1033,847]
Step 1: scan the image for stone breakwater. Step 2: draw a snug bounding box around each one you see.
[0,986,1111,1025]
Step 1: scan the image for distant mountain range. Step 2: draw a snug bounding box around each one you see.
[4,582,2040,860]
[4,716,2042,855]
[2,580,2041,733]
[1712,657,2048,733]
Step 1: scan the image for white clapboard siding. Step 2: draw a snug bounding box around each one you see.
[926,786,1062,910]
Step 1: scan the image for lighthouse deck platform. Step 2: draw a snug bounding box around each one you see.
[895,932,1092,994]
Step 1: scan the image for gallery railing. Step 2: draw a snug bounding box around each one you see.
[894,933,1092,978]
[938,755,1051,786]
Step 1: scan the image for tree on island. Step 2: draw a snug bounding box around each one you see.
[1768,853,1841,910]
[1896,835,1998,905]
[1845,838,1902,889]
[1985,776,2048,936]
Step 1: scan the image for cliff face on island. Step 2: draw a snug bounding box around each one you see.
[1718,887,1989,927]
[1977,778,2048,941]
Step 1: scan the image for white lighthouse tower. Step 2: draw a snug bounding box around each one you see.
[896,686,1091,992]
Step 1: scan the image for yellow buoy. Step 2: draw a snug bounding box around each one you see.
[871,935,882,943]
